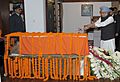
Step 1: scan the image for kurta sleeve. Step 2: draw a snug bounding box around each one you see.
[95,16,114,27]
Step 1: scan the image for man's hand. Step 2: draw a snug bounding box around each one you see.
[84,25,89,30]
[84,23,95,30]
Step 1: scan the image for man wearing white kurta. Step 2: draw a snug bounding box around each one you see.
[84,6,115,53]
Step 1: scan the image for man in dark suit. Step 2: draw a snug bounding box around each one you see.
[115,11,120,51]
[10,5,26,33]
[109,7,120,51]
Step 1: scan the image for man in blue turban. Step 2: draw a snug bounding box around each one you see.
[84,6,115,53]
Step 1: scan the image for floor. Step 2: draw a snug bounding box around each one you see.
[1,77,120,82]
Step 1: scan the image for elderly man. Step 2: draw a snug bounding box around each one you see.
[84,6,115,53]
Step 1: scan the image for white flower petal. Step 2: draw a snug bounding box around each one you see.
[88,55,93,58]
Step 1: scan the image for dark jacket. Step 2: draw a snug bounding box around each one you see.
[100,15,115,40]
[10,13,26,33]
[101,23,115,40]
[114,15,120,35]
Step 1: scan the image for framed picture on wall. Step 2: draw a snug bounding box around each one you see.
[81,4,93,16]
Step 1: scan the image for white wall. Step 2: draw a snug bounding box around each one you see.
[24,0,46,32]
[63,2,111,33]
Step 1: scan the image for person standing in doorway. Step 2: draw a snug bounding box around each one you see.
[10,5,26,33]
